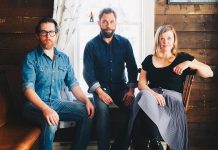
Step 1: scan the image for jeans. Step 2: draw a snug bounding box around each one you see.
[22,100,92,150]
[93,87,132,150]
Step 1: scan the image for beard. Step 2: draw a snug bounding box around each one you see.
[101,28,115,38]
[40,39,55,50]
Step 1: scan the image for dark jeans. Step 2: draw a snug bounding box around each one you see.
[22,100,92,150]
[93,87,131,150]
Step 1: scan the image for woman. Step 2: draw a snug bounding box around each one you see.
[129,25,213,150]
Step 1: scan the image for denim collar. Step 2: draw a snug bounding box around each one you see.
[37,45,61,58]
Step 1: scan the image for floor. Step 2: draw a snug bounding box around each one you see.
[53,141,167,150]
[53,142,98,150]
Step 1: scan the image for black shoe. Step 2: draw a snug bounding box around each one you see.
[131,138,149,150]
[150,138,164,150]
[166,145,171,150]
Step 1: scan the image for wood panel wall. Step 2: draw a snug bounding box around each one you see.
[0,0,53,66]
[0,0,53,113]
[156,0,218,149]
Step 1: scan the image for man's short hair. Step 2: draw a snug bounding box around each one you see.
[35,17,59,35]
[99,8,117,20]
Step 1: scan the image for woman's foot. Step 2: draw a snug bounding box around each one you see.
[131,137,149,150]
[166,145,171,150]
[150,138,164,150]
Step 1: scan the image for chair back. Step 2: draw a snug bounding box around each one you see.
[182,75,194,112]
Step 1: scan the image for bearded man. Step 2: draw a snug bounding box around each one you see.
[83,8,138,150]
[22,17,94,150]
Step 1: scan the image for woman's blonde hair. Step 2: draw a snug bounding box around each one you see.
[154,25,178,58]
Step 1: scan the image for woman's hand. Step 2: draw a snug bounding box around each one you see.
[153,92,166,107]
[173,61,190,75]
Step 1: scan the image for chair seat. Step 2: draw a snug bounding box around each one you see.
[0,121,41,150]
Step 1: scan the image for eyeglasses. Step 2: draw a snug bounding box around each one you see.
[39,30,57,37]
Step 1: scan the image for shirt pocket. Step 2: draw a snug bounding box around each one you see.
[36,66,49,81]
[58,65,67,80]
[38,66,48,72]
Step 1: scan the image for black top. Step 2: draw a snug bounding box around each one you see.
[142,52,195,93]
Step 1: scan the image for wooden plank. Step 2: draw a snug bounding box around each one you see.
[178,49,218,65]
[0,54,25,66]
[155,14,218,31]
[0,0,53,17]
[0,8,52,17]
[187,109,218,122]
[156,0,218,15]
[4,68,24,110]
[188,81,218,109]
[188,123,218,149]
[0,0,53,8]
[0,17,41,33]
[189,98,218,110]
[0,33,38,50]
[192,82,218,90]
[190,88,218,101]
[177,31,218,49]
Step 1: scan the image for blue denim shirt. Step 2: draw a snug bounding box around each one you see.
[83,34,138,93]
[22,46,79,102]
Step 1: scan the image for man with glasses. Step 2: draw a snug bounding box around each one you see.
[83,8,138,150]
[22,17,94,150]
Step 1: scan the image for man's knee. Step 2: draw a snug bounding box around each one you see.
[96,102,109,115]
[42,120,58,133]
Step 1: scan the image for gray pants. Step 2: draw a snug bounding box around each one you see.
[128,89,188,150]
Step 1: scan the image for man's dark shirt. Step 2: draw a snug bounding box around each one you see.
[83,34,138,93]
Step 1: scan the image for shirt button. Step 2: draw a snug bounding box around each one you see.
[110,60,112,62]
[52,80,54,82]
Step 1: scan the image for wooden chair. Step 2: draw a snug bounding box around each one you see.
[131,68,195,150]
[182,75,194,112]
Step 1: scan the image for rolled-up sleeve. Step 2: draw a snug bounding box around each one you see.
[125,40,138,88]
[64,57,79,91]
[22,55,36,91]
[83,42,100,93]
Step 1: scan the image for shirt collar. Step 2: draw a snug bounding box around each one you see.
[36,45,61,57]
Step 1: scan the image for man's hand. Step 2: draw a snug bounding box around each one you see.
[85,100,95,119]
[123,88,135,106]
[96,87,113,105]
[42,107,59,126]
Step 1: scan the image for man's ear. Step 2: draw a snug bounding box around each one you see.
[98,20,100,26]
